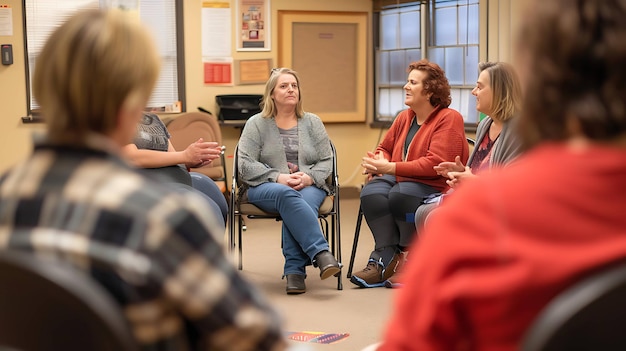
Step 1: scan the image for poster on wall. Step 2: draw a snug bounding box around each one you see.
[236,0,270,51]
[203,58,234,86]
[202,1,231,57]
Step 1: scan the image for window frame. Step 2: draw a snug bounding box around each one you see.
[373,0,479,130]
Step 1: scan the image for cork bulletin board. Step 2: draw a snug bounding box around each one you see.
[278,11,368,123]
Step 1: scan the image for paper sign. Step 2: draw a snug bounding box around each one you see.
[0,6,13,36]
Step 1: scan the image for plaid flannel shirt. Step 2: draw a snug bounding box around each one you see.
[0,142,287,351]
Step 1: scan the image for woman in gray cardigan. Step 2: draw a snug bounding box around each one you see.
[237,68,341,294]
[389,62,524,288]
[434,62,523,187]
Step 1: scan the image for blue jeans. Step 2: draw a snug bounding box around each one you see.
[247,182,329,276]
[168,182,225,232]
[190,172,228,223]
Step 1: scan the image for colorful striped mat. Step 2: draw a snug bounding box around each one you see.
[285,331,350,344]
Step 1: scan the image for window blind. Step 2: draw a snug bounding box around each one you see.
[24,0,180,112]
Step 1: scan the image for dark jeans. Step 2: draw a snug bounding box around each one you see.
[360,174,437,265]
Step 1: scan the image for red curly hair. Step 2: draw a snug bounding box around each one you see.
[408,59,451,108]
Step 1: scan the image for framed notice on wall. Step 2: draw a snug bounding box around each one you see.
[236,59,272,85]
[236,0,270,51]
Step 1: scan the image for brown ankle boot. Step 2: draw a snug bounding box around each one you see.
[313,250,342,280]
[385,251,408,288]
[285,274,306,294]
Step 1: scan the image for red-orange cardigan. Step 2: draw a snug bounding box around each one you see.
[376,105,469,192]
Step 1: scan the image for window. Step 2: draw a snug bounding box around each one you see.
[374,0,479,125]
[23,0,185,114]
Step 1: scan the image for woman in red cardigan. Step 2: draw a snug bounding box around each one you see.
[350,59,469,288]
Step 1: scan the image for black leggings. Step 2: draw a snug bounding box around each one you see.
[360,174,437,265]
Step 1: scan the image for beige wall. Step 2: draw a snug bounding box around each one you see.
[185,0,376,189]
[483,0,525,62]
[0,0,521,189]
[0,0,33,173]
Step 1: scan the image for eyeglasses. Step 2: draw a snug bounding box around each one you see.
[270,67,281,75]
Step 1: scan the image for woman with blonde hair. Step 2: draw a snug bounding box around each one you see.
[238,68,341,294]
[434,61,523,188]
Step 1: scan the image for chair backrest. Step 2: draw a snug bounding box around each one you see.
[165,111,227,192]
[521,261,626,351]
[0,251,138,351]
[466,136,476,154]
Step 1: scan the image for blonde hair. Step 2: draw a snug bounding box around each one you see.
[33,8,160,144]
[260,68,304,118]
[478,62,522,122]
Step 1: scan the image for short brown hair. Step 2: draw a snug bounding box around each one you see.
[517,0,626,149]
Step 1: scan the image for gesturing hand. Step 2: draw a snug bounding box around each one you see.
[434,156,465,179]
[362,151,391,176]
[184,138,222,168]
[446,166,475,189]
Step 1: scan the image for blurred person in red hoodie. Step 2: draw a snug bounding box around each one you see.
[379,0,626,350]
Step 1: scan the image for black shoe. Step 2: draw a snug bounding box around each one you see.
[313,250,342,280]
[285,274,306,294]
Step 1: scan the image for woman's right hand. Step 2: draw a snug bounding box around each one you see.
[183,138,221,168]
[362,151,387,176]
[446,166,475,189]
[434,156,465,179]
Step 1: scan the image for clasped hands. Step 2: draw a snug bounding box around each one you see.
[277,172,312,191]
[361,151,392,181]
[184,138,223,168]
[434,155,474,189]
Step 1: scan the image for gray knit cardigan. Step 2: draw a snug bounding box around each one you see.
[238,112,332,194]
[468,116,522,168]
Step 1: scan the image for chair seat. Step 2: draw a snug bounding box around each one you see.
[238,195,334,216]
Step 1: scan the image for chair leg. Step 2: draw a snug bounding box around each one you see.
[238,215,244,270]
[334,198,343,290]
[347,205,363,278]
[333,198,343,290]
[320,215,342,290]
